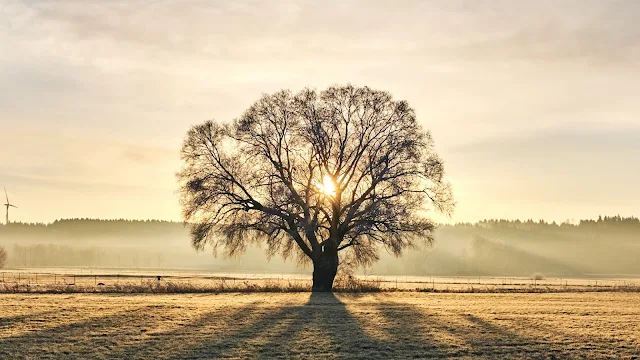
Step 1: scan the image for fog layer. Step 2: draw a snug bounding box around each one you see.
[1,217,638,276]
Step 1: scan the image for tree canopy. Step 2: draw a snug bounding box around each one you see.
[178,85,454,289]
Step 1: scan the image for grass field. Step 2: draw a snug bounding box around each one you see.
[1,292,639,359]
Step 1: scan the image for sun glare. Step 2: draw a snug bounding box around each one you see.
[318,175,336,197]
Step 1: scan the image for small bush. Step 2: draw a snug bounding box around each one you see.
[531,272,546,281]
[0,246,7,269]
[333,274,382,292]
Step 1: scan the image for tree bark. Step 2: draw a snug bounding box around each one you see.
[312,249,339,292]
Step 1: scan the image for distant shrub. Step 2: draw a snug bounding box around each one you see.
[333,274,382,293]
[531,272,546,281]
[0,246,7,269]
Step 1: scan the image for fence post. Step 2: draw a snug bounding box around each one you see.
[95,275,97,286]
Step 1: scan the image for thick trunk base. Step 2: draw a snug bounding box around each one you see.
[312,252,338,292]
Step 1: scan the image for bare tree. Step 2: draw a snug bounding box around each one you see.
[178,85,453,291]
[0,246,7,269]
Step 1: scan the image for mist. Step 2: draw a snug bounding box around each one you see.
[2,216,638,278]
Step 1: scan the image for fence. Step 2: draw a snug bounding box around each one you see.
[1,270,639,292]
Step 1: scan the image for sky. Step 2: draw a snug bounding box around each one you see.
[0,0,639,224]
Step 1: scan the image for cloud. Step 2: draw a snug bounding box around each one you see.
[4,0,639,69]
[122,144,177,165]
[445,128,640,207]
[1,0,639,222]
[452,127,640,162]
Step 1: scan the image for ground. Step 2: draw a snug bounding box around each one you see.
[0,292,639,359]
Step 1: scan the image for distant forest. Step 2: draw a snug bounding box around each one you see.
[0,219,185,241]
[2,215,638,237]
[1,216,639,276]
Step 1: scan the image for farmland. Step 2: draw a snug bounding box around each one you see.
[1,292,639,359]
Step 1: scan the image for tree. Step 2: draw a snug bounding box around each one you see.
[0,246,7,269]
[178,85,454,291]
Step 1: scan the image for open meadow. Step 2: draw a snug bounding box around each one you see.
[1,292,639,359]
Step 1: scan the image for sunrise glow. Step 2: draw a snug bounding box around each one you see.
[318,175,336,197]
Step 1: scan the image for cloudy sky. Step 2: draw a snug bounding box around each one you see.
[1,0,638,224]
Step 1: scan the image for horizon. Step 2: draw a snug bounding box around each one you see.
[2,214,638,227]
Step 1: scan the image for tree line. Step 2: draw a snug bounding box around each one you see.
[1,215,638,243]
[1,216,638,274]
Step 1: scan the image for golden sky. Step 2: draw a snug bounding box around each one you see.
[1,0,638,223]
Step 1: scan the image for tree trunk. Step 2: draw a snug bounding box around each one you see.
[312,249,338,292]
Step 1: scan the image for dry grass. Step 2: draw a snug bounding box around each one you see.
[3,269,639,293]
[0,276,383,294]
[1,292,639,359]
[2,278,639,294]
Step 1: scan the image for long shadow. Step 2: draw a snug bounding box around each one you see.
[376,301,553,357]
[102,302,263,359]
[308,292,417,359]
[114,293,529,359]
[371,301,623,359]
[128,294,353,359]
[170,292,468,359]
[107,293,393,359]
[0,306,160,359]
[5,293,623,359]
[500,315,633,352]
[0,309,61,329]
[367,299,464,358]
[299,292,389,359]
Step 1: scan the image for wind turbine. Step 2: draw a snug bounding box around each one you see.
[4,187,17,225]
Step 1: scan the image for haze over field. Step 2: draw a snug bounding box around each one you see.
[1,0,639,225]
[2,217,639,277]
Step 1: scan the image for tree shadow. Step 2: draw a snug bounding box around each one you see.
[0,306,161,359]
[0,309,61,329]
[160,292,472,359]
[370,300,624,359]
[106,292,400,359]
[1,294,633,359]
[115,293,369,359]
[109,302,265,359]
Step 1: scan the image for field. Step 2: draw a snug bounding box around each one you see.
[1,292,639,359]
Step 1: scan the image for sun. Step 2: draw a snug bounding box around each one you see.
[317,175,336,197]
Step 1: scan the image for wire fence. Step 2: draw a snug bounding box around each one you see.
[1,270,639,292]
